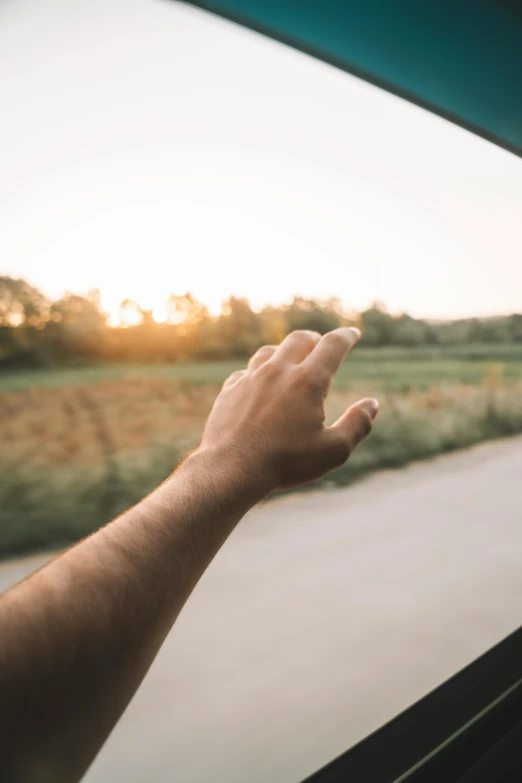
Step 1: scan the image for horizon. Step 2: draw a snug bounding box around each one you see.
[6,272,521,327]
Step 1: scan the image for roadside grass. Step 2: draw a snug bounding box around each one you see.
[1,351,522,558]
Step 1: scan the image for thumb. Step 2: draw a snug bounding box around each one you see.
[329,397,380,455]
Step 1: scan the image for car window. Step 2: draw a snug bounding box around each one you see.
[1,1,522,782]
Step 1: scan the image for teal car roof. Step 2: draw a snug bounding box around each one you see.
[183,0,522,157]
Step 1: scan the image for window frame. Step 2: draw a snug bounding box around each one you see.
[301,626,522,782]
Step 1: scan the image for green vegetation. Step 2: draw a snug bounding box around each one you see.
[2,344,522,393]
[0,361,244,393]
[2,275,522,371]
[1,348,522,559]
[2,275,522,558]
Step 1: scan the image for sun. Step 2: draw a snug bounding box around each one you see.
[152,304,168,324]
[101,285,228,328]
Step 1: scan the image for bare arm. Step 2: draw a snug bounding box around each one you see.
[0,327,378,783]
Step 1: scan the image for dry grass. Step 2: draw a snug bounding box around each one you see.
[0,379,215,468]
[0,379,217,556]
[2,370,522,558]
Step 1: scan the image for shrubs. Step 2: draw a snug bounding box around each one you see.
[1,363,522,557]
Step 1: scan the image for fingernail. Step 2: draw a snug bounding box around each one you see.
[365,398,380,420]
[346,326,361,343]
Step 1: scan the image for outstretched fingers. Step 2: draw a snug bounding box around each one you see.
[304,327,361,387]
[327,398,380,463]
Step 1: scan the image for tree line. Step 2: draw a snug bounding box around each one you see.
[1,276,522,368]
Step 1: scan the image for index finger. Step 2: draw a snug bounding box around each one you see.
[303,327,361,380]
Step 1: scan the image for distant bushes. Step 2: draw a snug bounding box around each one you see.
[2,276,522,369]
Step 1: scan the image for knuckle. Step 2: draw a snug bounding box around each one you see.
[254,344,276,355]
[323,330,348,348]
[290,329,321,343]
[248,345,277,368]
[223,370,244,387]
[257,358,282,379]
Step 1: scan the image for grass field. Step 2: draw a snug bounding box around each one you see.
[2,344,522,558]
[3,343,522,393]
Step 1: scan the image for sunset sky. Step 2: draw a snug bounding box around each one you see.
[1,0,521,321]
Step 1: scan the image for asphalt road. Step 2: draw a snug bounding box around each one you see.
[2,437,522,783]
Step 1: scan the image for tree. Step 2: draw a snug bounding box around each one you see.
[0,278,49,366]
[284,297,343,334]
[0,277,48,327]
[167,293,209,360]
[259,306,288,345]
[219,296,261,357]
[360,303,394,346]
[392,314,437,346]
[508,314,522,342]
[118,299,145,327]
[45,293,108,361]
[166,293,207,327]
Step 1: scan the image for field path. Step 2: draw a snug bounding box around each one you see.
[2,437,522,783]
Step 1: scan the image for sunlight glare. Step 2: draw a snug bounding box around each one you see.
[152,304,168,324]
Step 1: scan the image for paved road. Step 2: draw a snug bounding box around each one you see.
[2,437,522,783]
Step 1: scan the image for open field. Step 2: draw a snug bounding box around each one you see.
[2,343,522,393]
[2,345,522,557]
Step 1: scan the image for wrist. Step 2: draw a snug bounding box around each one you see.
[193,444,272,501]
[173,444,272,510]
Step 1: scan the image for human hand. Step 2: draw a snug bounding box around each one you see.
[200,328,379,495]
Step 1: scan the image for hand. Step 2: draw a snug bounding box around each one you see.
[200,328,379,494]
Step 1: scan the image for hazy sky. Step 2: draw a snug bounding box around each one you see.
[1,0,521,319]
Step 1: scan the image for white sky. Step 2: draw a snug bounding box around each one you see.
[1,0,521,320]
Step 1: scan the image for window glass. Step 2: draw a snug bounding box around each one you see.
[1,1,521,781]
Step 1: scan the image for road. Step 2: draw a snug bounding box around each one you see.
[2,437,522,783]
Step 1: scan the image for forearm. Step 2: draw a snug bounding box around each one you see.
[0,326,377,783]
[0,447,264,783]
